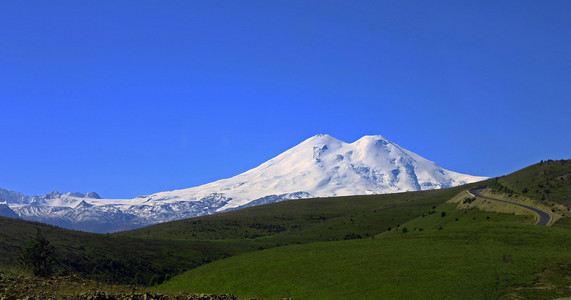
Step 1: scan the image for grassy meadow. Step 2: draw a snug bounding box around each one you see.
[157,222,570,299]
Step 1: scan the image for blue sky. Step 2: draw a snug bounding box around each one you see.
[1,1,569,199]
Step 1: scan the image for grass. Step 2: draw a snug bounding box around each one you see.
[495,159,571,208]
[155,161,571,299]
[450,189,542,220]
[379,202,531,237]
[156,185,571,299]
[116,182,492,250]
[156,222,571,299]
[477,189,564,225]
[0,217,245,285]
[117,187,472,240]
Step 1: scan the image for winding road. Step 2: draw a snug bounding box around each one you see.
[468,188,552,226]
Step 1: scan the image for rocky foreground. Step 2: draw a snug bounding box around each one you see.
[0,274,243,300]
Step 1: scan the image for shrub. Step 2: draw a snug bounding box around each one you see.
[149,274,166,286]
[343,233,362,240]
[489,182,514,195]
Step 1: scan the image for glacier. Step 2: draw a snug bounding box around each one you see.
[0,134,487,233]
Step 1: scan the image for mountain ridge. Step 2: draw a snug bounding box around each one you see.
[0,134,487,232]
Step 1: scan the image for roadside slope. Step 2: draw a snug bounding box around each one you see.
[469,187,552,225]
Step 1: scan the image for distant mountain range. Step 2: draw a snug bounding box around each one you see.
[0,134,487,233]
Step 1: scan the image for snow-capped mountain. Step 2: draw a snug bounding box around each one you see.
[1,134,487,233]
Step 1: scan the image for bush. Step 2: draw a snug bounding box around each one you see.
[489,182,514,195]
[462,197,474,204]
[19,228,55,277]
[343,233,362,240]
[149,273,172,286]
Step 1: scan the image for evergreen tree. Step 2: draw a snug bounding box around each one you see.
[19,228,55,277]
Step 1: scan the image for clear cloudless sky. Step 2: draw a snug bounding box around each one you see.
[1,1,569,199]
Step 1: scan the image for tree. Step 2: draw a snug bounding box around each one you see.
[19,228,55,277]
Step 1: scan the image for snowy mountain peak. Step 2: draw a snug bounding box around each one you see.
[301,134,344,146]
[146,134,487,211]
[354,134,387,142]
[86,192,101,199]
[302,134,390,151]
[1,134,488,233]
[312,133,334,139]
[44,191,62,199]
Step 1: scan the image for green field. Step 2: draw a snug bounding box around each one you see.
[157,223,570,299]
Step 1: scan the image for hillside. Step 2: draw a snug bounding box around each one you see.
[116,182,488,244]
[157,224,570,299]
[154,161,571,299]
[492,159,571,208]
[0,217,239,285]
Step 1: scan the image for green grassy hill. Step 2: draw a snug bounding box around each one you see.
[157,223,570,299]
[0,217,241,285]
[116,182,488,244]
[492,159,571,208]
[154,161,571,299]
